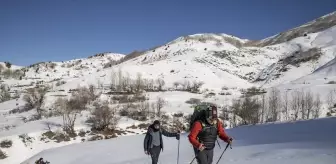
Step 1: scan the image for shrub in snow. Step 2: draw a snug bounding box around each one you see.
[42,131,56,140]
[204,92,216,98]
[173,112,184,118]
[120,101,150,121]
[0,149,7,159]
[78,130,86,137]
[156,78,165,91]
[88,134,104,141]
[0,140,12,148]
[4,62,11,68]
[240,87,266,96]
[170,117,185,132]
[156,97,167,117]
[180,80,204,93]
[326,112,332,117]
[23,86,49,119]
[0,69,23,79]
[53,84,100,135]
[231,96,261,125]
[327,81,336,84]
[185,98,201,104]
[221,86,229,90]
[55,80,66,86]
[54,97,83,135]
[18,134,34,146]
[53,131,71,143]
[88,100,120,131]
[26,114,42,122]
[119,105,131,116]
[111,95,130,103]
[0,84,11,103]
[173,81,180,90]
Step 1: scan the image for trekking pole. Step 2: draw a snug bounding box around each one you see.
[177,139,180,164]
[189,154,198,164]
[215,143,232,164]
[189,143,203,164]
[217,140,221,149]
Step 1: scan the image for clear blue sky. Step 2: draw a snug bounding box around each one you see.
[1,0,336,66]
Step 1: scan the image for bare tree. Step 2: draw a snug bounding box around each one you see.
[156,97,167,117]
[220,105,230,121]
[173,82,179,90]
[0,84,10,103]
[304,90,314,119]
[110,69,118,91]
[190,81,204,93]
[135,72,144,92]
[23,86,49,119]
[150,102,156,118]
[43,121,61,131]
[138,101,150,117]
[88,84,101,101]
[327,90,335,108]
[291,90,301,121]
[299,89,307,120]
[268,88,281,122]
[230,100,239,127]
[71,86,99,107]
[122,72,131,92]
[90,100,120,131]
[282,91,289,121]
[313,93,321,119]
[232,96,260,125]
[117,68,123,91]
[171,116,184,132]
[144,79,155,91]
[260,93,267,123]
[156,78,165,91]
[54,98,76,134]
[182,80,191,91]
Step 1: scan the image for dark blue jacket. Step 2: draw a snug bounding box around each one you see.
[143,124,177,151]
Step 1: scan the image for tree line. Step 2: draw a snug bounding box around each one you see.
[222,87,333,127]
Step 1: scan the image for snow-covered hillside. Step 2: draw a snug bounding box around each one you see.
[1,11,336,164]
[22,117,336,164]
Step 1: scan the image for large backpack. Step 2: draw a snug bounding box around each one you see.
[188,103,212,131]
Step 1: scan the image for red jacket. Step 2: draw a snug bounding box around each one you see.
[188,119,230,148]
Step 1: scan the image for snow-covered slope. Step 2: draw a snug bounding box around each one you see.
[250,11,336,47]
[22,117,336,164]
[22,52,124,80]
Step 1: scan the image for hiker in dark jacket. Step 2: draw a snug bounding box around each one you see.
[144,120,180,164]
[188,105,233,164]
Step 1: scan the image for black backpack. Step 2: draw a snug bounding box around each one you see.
[188,103,212,131]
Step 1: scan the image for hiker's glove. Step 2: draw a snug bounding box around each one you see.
[175,134,180,140]
[198,144,205,151]
[145,151,150,155]
[228,137,233,144]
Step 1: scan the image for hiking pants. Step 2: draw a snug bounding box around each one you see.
[150,145,161,164]
[194,148,214,164]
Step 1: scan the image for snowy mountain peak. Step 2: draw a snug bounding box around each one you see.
[249,11,336,47]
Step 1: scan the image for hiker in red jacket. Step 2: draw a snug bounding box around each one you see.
[188,105,233,164]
